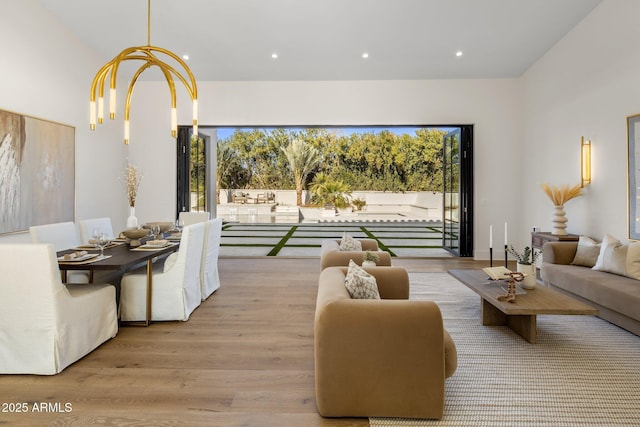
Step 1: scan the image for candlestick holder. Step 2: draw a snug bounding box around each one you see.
[504,244,508,267]
[489,247,493,267]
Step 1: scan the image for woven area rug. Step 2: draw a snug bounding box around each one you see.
[370,272,640,427]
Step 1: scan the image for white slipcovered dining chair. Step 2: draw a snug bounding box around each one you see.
[201,218,222,300]
[0,243,118,375]
[119,222,205,321]
[29,221,89,283]
[178,211,210,226]
[77,217,115,243]
[29,221,80,251]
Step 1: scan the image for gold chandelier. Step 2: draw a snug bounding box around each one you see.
[89,0,198,144]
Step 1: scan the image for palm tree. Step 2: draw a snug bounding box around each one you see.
[216,143,239,204]
[281,139,320,206]
[309,173,352,208]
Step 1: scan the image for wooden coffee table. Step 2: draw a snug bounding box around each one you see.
[448,269,598,343]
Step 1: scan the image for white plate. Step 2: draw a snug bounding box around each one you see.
[57,253,98,262]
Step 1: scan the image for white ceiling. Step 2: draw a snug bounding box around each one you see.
[37,0,601,81]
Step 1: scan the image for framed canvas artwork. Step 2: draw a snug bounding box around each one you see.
[0,109,75,234]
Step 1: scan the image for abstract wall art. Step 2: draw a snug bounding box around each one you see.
[0,109,75,234]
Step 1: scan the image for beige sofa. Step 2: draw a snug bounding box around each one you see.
[315,266,457,419]
[541,241,640,336]
[320,238,392,270]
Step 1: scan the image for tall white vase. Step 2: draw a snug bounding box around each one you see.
[127,206,138,228]
[552,205,568,236]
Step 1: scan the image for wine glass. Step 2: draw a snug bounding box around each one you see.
[91,227,102,248]
[175,219,184,233]
[97,233,110,258]
[150,224,161,240]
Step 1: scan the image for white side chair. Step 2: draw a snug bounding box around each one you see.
[178,211,210,226]
[119,222,205,321]
[0,243,118,375]
[77,217,115,244]
[29,221,80,251]
[30,221,89,283]
[201,218,223,300]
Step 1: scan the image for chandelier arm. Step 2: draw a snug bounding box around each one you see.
[122,63,152,144]
[148,46,198,101]
[89,0,199,143]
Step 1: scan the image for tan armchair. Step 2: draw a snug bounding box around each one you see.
[315,266,457,419]
[320,238,392,270]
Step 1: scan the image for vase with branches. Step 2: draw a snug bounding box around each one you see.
[541,183,582,236]
[125,163,143,228]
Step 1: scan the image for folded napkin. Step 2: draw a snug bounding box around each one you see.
[60,250,88,261]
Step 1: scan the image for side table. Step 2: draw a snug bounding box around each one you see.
[531,231,579,279]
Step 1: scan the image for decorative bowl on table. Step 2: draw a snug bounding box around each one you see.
[142,222,174,234]
[121,228,150,247]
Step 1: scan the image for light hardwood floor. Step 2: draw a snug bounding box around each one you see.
[1,257,493,427]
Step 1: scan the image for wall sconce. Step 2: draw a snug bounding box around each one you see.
[581,136,591,187]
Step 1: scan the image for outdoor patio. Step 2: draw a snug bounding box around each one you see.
[219,221,452,257]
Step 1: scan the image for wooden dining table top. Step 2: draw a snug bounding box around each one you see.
[57,241,179,272]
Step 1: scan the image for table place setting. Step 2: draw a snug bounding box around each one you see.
[57,251,113,264]
[75,241,123,250]
[132,239,177,251]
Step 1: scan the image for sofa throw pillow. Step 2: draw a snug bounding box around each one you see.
[344,259,380,299]
[625,242,640,281]
[571,235,601,267]
[339,232,362,251]
[592,234,627,277]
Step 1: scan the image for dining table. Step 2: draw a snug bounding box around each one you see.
[57,240,180,326]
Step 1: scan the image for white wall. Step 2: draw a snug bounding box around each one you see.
[0,0,127,243]
[520,0,640,246]
[131,79,523,258]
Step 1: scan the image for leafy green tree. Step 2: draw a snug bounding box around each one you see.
[309,173,352,208]
[216,142,247,203]
[281,138,320,206]
[217,127,447,194]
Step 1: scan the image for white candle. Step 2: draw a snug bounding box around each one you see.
[504,222,508,246]
[489,225,493,248]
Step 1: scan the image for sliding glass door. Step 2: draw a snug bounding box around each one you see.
[442,126,473,256]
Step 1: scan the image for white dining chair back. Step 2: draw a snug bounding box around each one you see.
[0,243,117,375]
[201,218,222,300]
[78,217,115,243]
[29,221,80,252]
[29,221,90,283]
[178,211,210,226]
[120,222,206,321]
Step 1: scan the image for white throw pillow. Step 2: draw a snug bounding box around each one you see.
[344,259,380,299]
[339,232,362,251]
[625,242,640,280]
[571,235,601,267]
[592,234,635,278]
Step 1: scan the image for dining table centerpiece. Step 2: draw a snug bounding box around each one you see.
[125,163,143,228]
[541,183,582,236]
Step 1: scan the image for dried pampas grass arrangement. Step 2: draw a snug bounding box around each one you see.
[125,163,142,207]
[541,183,582,206]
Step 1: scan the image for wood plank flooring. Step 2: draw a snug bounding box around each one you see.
[1,257,492,426]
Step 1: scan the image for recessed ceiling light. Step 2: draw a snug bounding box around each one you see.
[271,53,278,59]
[455,51,463,57]
[182,54,190,60]
[362,52,369,59]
